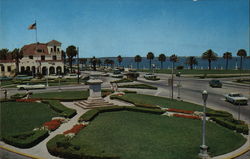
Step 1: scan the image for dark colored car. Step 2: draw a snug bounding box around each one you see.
[209,80,222,88]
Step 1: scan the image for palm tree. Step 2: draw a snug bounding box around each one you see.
[104,58,110,67]
[11,48,23,74]
[147,52,154,70]
[158,54,166,69]
[237,49,247,70]
[90,56,97,71]
[109,60,114,68]
[186,56,198,70]
[223,52,232,70]
[169,54,178,69]
[79,58,87,70]
[201,49,218,70]
[61,50,66,65]
[96,58,102,67]
[66,45,77,73]
[117,55,123,66]
[0,48,9,60]
[134,55,142,69]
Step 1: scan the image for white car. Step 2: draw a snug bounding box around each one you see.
[17,83,46,90]
[224,93,248,105]
[63,74,80,79]
[45,74,62,79]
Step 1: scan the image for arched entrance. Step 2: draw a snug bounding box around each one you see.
[56,66,62,75]
[42,67,47,75]
[32,66,36,75]
[49,66,55,74]
[21,66,25,74]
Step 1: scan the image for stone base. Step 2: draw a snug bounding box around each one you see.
[74,97,114,109]
[198,145,210,159]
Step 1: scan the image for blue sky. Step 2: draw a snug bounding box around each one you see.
[0,0,249,57]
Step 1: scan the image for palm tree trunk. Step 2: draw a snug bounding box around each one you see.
[149,59,151,70]
[69,58,73,73]
[240,56,243,70]
[208,59,211,70]
[137,62,139,70]
[161,62,163,69]
[226,58,228,70]
[190,64,193,70]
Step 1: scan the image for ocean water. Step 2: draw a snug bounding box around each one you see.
[97,57,250,70]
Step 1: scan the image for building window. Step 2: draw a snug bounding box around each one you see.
[29,55,33,59]
[57,48,60,52]
[37,49,43,52]
[54,46,56,52]
[41,56,45,61]
[53,55,57,60]
[7,66,11,72]
[51,48,53,52]
[1,66,4,72]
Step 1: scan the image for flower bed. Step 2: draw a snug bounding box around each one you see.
[43,119,62,131]
[63,124,86,135]
[16,98,38,102]
[173,114,200,120]
[167,108,194,114]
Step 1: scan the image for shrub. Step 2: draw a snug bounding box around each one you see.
[3,130,49,148]
[124,106,165,115]
[176,66,184,70]
[206,110,232,117]
[122,90,137,94]
[173,114,200,120]
[134,103,160,109]
[110,79,133,83]
[79,109,100,122]
[47,135,120,159]
[10,93,26,99]
[43,100,76,118]
[167,108,194,114]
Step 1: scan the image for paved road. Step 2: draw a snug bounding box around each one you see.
[137,73,250,123]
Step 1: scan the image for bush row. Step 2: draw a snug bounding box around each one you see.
[78,106,165,122]
[206,110,233,117]
[2,130,49,148]
[10,93,27,99]
[210,117,249,135]
[110,78,133,83]
[118,84,157,90]
[144,76,160,81]
[47,135,120,159]
[43,100,77,118]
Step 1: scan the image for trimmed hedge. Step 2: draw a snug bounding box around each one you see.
[210,117,249,135]
[122,90,137,94]
[43,100,76,118]
[110,79,133,83]
[47,135,120,159]
[206,110,233,117]
[10,93,27,99]
[118,84,157,90]
[78,106,165,122]
[2,130,49,148]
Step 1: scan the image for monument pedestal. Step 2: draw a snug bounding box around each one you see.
[74,75,113,109]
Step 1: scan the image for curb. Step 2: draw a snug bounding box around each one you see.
[0,145,45,159]
[227,146,250,159]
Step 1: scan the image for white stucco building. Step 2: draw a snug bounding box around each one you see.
[0,40,65,77]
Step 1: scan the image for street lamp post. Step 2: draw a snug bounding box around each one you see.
[177,72,181,99]
[46,69,49,87]
[171,62,174,100]
[199,90,209,159]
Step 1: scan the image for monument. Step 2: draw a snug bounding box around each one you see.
[74,72,113,109]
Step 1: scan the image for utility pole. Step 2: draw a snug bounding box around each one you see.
[171,62,174,100]
[77,47,80,84]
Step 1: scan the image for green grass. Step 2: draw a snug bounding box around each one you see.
[138,69,250,75]
[113,93,206,111]
[31,90,89,100]
[68,111,246,159]
[0,102,58,138]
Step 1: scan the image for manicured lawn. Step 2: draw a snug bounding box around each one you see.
[138,69,250,75]
[69,111,246,159]
[31,90,89,100]
[0,102,58,138]
[115,93,206,111]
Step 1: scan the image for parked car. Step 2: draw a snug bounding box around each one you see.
[209,80,222,88]
[0,76,13,81]
[224,93,248,105]
[45,74,62,79]
[63,74,79,79]
[17,83,46,90]
[14,75,33,80]
[144,73,155,78]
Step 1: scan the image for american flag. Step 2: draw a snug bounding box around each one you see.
[28,23,36,30]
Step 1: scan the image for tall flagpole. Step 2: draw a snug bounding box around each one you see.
[35,20,38,43]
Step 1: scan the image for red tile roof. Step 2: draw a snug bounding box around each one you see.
[21,43,49,56]
[47,40,61,46]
